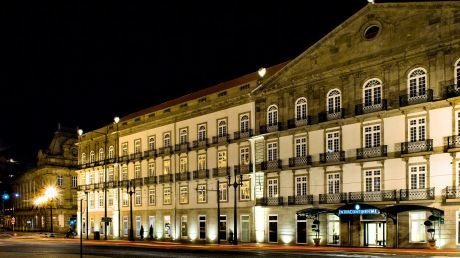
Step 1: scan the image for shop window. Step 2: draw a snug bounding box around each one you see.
[409,211,426,243]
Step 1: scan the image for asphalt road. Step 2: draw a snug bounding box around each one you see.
[0,239,458,258]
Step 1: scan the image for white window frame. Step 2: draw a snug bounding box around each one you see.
[163,133,171,147]
[408,68,427,97]
[267,142,278,161]
[363,78,382,106]
[98,193,104,208]
[218,120,227,137]
[364,169,381,192]
[240,147,250,165]
[456,59,460,86]
[409,211,426,243]
[240,180,251,201]
[57,175,63,186]
[219,182,227,202]
[179,186,188,204]
[72,176,77,188]
[179,129,188,144]
[295,97,308,120]
[363,124,381,148]
[267,105,278,126]
[108,146,114,159]
[179,156,188,173]
[240,114,250,132]
[198,125,206,141]
[198,154,207,170]
[134,164,141,178]
[217,150,227,168]
[197,184,207,203]
[409,165,426,190]
[121,142,128,156]
[326,131,340,153]
[163,159,171,175]
[89,151,95,163]
[135,190,142,206]
[148,136,156,150]
[408,117,426,142]
[327,89,341,114]
[148,188,156,205]
[148,162,155,177]
[327,173,340,194]
[295,137,307,157]
[99,148,104,161]
[267,178,279,198]
[295,175,308,196]
[134,139,141,153]
[163,187,171,205]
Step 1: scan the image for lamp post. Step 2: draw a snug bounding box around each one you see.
[85,191,89,240]
[227,174,243,245]
[45,186,58,234]
[126,180,135,241]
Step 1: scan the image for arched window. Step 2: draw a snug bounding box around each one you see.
[363,79,382,106]
[148,137,155,150]
[267,105,278,126]
[198,125,206,141]
[408,68,427,97]
[99,148,104,161]
[81,153,86,164]
[108,146,114,159]
[240,114,249,132]
[218,120,227,137]
[327,89,341,114]
[455,59,460,86]
[295,97,308,120]
[89,151,95,163]
[179,129,188,144]
[164,133,171,147]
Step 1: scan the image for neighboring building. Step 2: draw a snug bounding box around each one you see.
[77,1,460,248]
[14,127,78,232]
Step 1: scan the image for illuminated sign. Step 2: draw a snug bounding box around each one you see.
[338,204,380,215]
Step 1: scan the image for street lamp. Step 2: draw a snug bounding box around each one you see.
[126,180,135,241]
[45,186,58,234]
[227,174,243,245]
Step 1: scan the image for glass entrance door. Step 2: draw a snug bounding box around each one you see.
[296,214,307,244]
[364,222,386,247]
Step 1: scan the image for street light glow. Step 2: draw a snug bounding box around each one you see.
[114,116,120,124]
[45,186,58,200]
[77,129,83,136]
[258,67,266,78]
[34,196,46,206]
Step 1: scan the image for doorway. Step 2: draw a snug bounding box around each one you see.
[268,215,278,243]
[364,222,386,247]
[219,215,226,242]
[296,214,307,244]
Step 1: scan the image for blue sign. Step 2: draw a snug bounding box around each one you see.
[2,194,9,201]
[338,204,380,215]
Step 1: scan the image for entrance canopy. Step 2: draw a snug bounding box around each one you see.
[381,204,444,220]
[296,208,334,219]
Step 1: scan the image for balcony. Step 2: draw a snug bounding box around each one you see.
[443,186,460,201]
[212,167,230,177]
[143,149,156,159]
[193,169,210,179]
[319,193,346,204]
[175,172,191,181]
[192,139,208,149]
[260,122,283,134]
[446,84,460,98]
[212,134,229,144]
[107,181,118,188]
[399,187,435,201]
[288,156,312,167]
[356,145,387,160]
[119,155,129,162]
[158,146,173,155]
[320,151,345,163]
[77,184,91,191]
[256,197,284,206]
[133,177,144,186]
[106,157,117,164]
[346,190,397,202]
[399,89,433,107]
[287,116,312,129]
[130,152,143,161]
[318,108,346,123]
[96,159,105,166]
[144,176,157,185]
[355,99,388,115]
[261,160,282,171]
[447,135,460,149]
[175,143,189,153]
[234,164,253,175]
[401,139,433,154]
[233,129,253,140]
[159,174,174,183]
[119,180,130,188]
[288,195,313,205]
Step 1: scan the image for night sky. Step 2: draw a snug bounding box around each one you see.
[0,1,374,169]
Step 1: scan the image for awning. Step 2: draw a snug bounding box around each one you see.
[381,204,444,220]
[296,208,334,219]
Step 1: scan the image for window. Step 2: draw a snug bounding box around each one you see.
[108,168,114,181]
[163,133,171,147]
[179,157,188,173]
[72,176,77,188]
[267,105,278,126]
[198,154,207,170]
[121,166,128,180]
[295,137,307,157]
[327,173,340,194]
[134,139,141,153]
[123,217,128,236]
[99,193,104,207]
[364,170,381,192]
[99,148,104,161]
[240,114,249,132]
[148,162,155,177]
[408,68,427,97]
[327,89,341,114]
[409,211,426,243]
[122,142,128,156]
[363,79,382,106]
[122,192,129,206]
[134,164,141,178]
[218,120,227,137]
[81,153,86,164]
[363,124,381,148]
[89,193,94,208]
[197,185,207,203]
[295,176,308,196]
[267,142,278,161]
[199,215,206,240]
[409,117,426,142]
[295,97,308,120]
[217,151,227,168]
[148,136,156,150]
[135,190,142,206]
[456,59,460,86]
[456,111,460,136]
[98,171,103,183]
[89,173,93,184]
[267,178,278,198]
[163,188,171,205]
[326,131,340,152]
[149,189,155,205]
[57,175,63,186]
[136,216,142,236]
[409,165,426,189]
[89,151,95,163]
[179,129,188,144]
[219,182,227,202]
[218,91,227,97]
[80,173,85,185]
[363,25,380,40]
[181,215,188,238]
[179,186,188,204]
[108,192,113,207]
[240,147,250,165]
[198,125,206,141]
[163,160,171,175]
[240,181,250,201]
[108,146,114,159]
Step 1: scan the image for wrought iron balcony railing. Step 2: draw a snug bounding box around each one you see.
[261,160,282,170]
[346,190,397,202]
[143,149,156,159]
[319,193,346,204]
[144,176,157,185]
[119,180,130,188]
[318,108,346,122]
[175,143,189,152]
[256,197,284,206]
[287,195,313,205]
[175,172,191,181]
[130,152,143,161]
[288,156,312,167]
[158,146,173,155]
[119,155,129,162]
[233,129,253,140]
[97,159,105,166]
[212,134,229,144]
[399,89,433,107]
[234,164,253,175]
[134,177,144,186]
[356,145,387,159]
[320,151,345,163]
[212,167,230,177]
[399,187,435,201]
[447,135,460,149]
[260,122,283,134]
[192,139,208,149]
[159,174,174,183]
[401,139,433,154]
[107,181,118,188]
[443,186,460,200]
[446,84,460,98]
[193,169,210,179]
[287,116,312,129]
[355,99,388,115]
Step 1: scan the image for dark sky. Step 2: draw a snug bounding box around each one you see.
[0,1,371,167]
